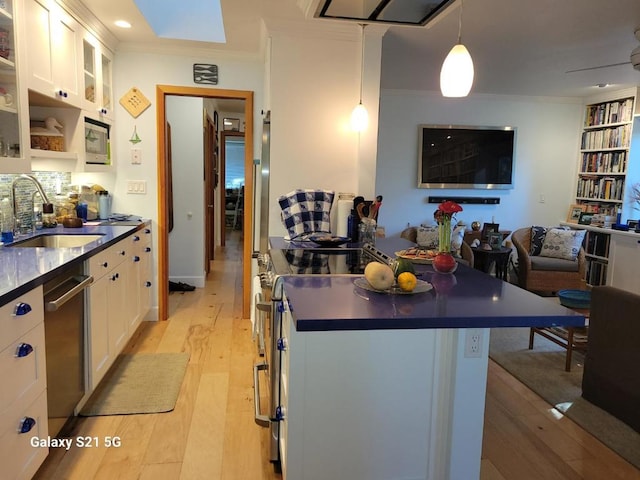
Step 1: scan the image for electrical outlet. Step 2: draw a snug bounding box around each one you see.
[464,329,483,358]
[131,148,142,164]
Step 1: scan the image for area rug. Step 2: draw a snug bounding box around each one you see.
[80,353,189,416]
[489,328,640,470]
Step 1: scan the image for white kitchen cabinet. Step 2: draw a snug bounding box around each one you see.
[22,0,82,107]
[126,226,153,333]
[81,33,114,120]
[86,240,130,389]
[0,286,48,480]
[86,229,151,390]
[608,233,640,294]
[0,0,28,173]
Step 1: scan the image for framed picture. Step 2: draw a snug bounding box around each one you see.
[578,212,594,225]
[481,223,499,241]
[223,117,240,131]
[487,232,503,250]
[566,204,586,223]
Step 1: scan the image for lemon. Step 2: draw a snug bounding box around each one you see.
[397,272,417,292]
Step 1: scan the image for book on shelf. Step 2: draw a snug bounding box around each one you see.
[585,98,634,126]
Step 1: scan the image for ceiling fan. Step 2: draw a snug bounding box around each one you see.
[566,26,640,73]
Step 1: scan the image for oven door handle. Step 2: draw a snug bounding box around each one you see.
[45,275,94,312]
[253,362,270,427]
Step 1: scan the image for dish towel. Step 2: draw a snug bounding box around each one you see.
[278,189,335,240]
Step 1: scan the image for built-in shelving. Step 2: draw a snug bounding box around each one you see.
[575,95,635,215]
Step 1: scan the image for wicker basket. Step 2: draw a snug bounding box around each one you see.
[30,135,64,151]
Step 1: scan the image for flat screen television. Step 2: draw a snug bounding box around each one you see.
[418,124,516,189]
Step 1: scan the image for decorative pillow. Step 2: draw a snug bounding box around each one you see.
[530,226,548,255]
[416,225,439,248]
[539,228,586,261]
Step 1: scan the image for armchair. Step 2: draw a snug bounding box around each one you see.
[511,227,585,293]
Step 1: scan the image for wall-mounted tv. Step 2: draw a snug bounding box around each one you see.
[418,124,516,189]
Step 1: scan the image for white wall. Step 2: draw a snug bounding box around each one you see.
[167,96,205,287]
[112,50,263,309]
[376,90,584,236]
[266,24,384,238]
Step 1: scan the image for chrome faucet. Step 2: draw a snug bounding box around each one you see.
[11,174,51,234]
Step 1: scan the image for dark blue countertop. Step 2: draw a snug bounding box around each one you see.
[0,221,150,306]
[269,236,586,332]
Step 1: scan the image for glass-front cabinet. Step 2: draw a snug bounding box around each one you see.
[0,0,26,173]
[82,33,113,120]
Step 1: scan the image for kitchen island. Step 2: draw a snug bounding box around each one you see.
[269,237,585,480]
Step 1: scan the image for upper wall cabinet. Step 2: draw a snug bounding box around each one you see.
[82,32,113,120]
[0,0,28,173]
[22,0,82,107]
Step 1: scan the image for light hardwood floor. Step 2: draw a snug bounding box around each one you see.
[33,233,640,480]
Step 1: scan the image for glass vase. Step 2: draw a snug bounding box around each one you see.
[433,252,457,274]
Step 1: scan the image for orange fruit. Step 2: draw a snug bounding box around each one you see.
[397,272,417,292]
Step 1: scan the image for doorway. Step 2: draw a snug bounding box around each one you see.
[220,131,245,246]
[157,85,254,320]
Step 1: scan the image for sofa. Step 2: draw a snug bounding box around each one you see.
[582,286,640,433]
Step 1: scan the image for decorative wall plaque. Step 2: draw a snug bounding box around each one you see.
[119,87,151,118]
[193,64,218,85]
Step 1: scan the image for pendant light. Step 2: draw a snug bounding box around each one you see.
[351,24,369,131]
[440,0,474,97]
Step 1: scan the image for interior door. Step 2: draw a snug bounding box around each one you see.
[204,114,217,272]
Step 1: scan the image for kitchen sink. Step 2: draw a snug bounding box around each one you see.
[7,234,105,248]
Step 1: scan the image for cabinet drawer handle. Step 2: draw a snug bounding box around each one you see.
[57,90,68,98]
[102,262,108,268]
[119,250,126,256]
[133,235,140,242]
[277,338,288,351]
[145,281,152,288]
[275,406,286,421]
[133,256,140,262]
[145,247,151,253]
[19,417,36,434]
[13,302,32,316]
[111,273,119,281]
[144,228,151,234]
[15,343,34,358]
[100,108,108,115]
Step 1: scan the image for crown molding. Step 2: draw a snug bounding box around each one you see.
[115,41,261,62]
[58,0,119,51]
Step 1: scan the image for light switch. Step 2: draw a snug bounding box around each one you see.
[127,180,147,194]
[131,148,142,164]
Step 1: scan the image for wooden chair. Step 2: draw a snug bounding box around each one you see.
[511,227,585,293]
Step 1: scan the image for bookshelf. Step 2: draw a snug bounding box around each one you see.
[575,94,635,216]
[583,229,610,287]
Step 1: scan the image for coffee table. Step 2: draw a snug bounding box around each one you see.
[528,297,589,372]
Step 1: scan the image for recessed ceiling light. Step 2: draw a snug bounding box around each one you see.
[115,20,132,29]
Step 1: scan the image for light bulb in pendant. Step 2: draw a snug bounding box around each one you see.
[351,102,368,131]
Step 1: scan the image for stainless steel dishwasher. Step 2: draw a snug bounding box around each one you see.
[43,263,93,437]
